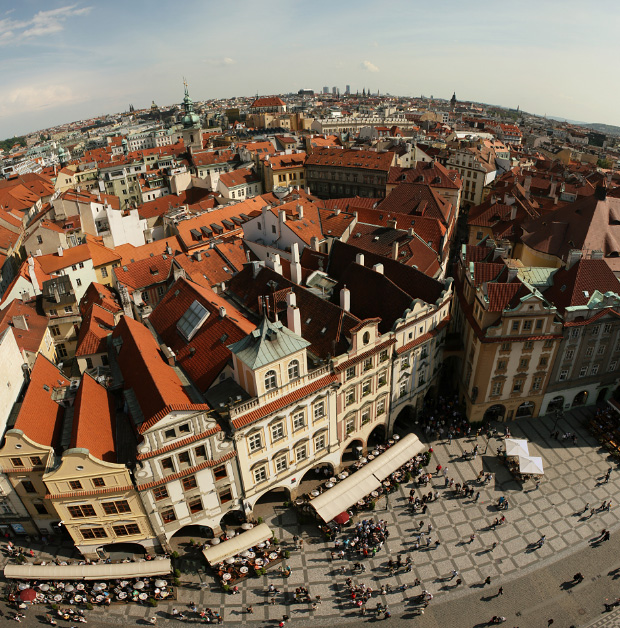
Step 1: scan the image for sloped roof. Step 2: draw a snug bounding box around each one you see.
[113,254,173,290]
[377,183,453,225]
[75,304,115,357]
[388,162,461,189]
[70,373,116,463]
[14,355,68,448]
[0,299,50,355]
[306,147,395,172]
[36,244,92,275]
[79,282,122,317]
[219,168,260,189]
[228,316,310,370]
[148,278,254,391]
[250,96,285,108]
[114,236,183,266]
[543,259,620,312]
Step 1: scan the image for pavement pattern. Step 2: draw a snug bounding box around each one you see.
[2,405,620,627]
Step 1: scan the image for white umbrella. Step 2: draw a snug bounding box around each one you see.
[241,550,251,558]
[92,585,102,592]
[65,584,75,593]
[134,581,145,590]
[98,583,107,589]
[505,438,530,458]
[39,584,50,592]
[18,583,29,590]
[225,557,235,564]
[154,580,166,588]
[241,523,253,530]
[518,455,544,475]
[211,538,221,545]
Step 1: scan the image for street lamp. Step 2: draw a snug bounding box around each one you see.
[551,408,563,435]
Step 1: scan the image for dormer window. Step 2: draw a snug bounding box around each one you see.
[288,360,300,381]
[265,370,277,391]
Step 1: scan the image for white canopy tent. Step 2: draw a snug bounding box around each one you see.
[202,523,272,565]
[518,455,544,475]
[3,558,171,580]
[505,438,530,458]
[310,433,426,523]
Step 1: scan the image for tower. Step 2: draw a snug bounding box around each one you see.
[180,79,203,151]
[450,92,457,112]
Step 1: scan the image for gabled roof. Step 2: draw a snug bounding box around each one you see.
[149,277,254,391]
[219,168,260,189]
[14,355,68,448]
[0,299,50,355]
[113,254,173,290]
[486,282,529,312]
[250,96,285,108]
[115,236,183,266]
[79,282,122,317]
[377,182,453,225]
[36,243,92,275]
[228,316,309,370]
[306,147,395,172]
[388,162,461,189]
[544,259,620,312]
[85,236,121,268]
[75,304,115,357]
[70,373,116,463]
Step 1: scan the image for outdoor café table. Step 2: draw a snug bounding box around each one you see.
[247,552,255,558]
[311,490,320,497]
[372,450,380,456]
[222,573,231,581]
[357,500,365,507]
[367,455,375,460]
[255,558,264,566]
[325,482,334,488]
[139,593,148,601]
[371,491,379,498]
[269,552,278,560]
[240,567,249,574]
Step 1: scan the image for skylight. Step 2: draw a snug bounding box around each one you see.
[177,300,209,341]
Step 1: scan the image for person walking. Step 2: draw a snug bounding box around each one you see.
[450,569,459,580]
[468,533,476,544]
[605,467,612,483]
[484,576,491,586]
[475,491,481,502]
[497,586,503,596]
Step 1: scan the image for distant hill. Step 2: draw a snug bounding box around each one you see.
[582,122,620,137]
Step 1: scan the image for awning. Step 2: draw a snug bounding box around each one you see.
[505,438,530,457]
[310,433,425,523]
[202,523,272,565]
[333,511,350,525]
[3,558,172,580]
[518,455,544,475]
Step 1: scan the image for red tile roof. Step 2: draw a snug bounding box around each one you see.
[396,316,451,354]
[75,304,115,357]
[219,168,260,189]
[136,424,221,460]
[232,374,337,429]
[148,277,254,391]
[113,254,173,291]
[14,355,68,448]
[388,162,461,189]
[306,147,395,172]
[36,243,92,275]
[70,373,116,462]
[250,96,285,108]
[377,183,453,226]
[79,282,122,317]
[115,236,183,266]
[0,299,49,355]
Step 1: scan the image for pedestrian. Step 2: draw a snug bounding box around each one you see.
[246,606,253,614]
[605,468,612,483]
[599,501,607,512]
[299,539,304,550]
[535,480,541,490]
[607,500,612,512]
[491,542,498,552]
[450,569,459,580]
[469,534,476,544]
[582,502,589,515]
[475,491,480,502]
[547,620,554,627]
[293,535,299,548]
[498,586,503,596]
[455,578,462,587]
[484,576,491,586]
[590,508,596,518]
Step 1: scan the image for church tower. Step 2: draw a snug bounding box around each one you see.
[180,80,203,151]
[450,92,457,112]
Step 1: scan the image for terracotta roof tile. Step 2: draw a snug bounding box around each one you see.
[136,425,221,460]
[113,254,173,291]
[306,147,395,172]
[75,304,115,357]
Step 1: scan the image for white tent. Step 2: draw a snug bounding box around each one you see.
[202,523,272,565]
[518,455,544,475]
[310,433,425,523]
[505,438,530,457]
[3,558,171,580]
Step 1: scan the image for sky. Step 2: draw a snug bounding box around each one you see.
[1,0,620,139]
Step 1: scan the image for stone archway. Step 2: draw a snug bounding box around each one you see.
[572,391,589,407]
[393,404,417,436]
[220,509,246,530]
[367,425,387,448]
[169,524,215,555]
[97,542,147,561]
[341,439,364,463]
[483,404,506,422]
[597,388,609,404]
[546,396,564,414]
[516,401,535,418]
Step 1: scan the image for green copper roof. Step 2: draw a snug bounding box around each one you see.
[227,317,309,370]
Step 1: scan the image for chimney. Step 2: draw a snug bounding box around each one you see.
[251,260,262,278]
[219,306,226,318]
[355,252,365,266]
[507,267,518,281]
[524,175,531,198]
[286,292,302,336]
[12,315,28,331]
[549,180,557,198]
[387,218,398,230]
[296,204,303,218]
[291,242,302,285]
[57,246,64,257]
[408,227,414,237]
[340,286,351,312]
[373,262,384,274]
[334,207,341,215]
[194,251,203,262]
[510,205,517,221]
[311,236,320,251]
[591,249,604,260]
[392,240,399,260]
[266,253,282,275]
[279,209,287,225]
[166,243,172,255]
[566,249,582,269]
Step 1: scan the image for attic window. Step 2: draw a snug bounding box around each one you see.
[177,300,210,341]
[305,317,312,324]
[43,384,50,392]
[220,333,229,343]
[320,327,327,334]
[583,291,590,298]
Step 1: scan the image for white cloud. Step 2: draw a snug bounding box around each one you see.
[206,57,236,66]
[361,60,379,72]
[0,83,84,117]
[0,4,92,44]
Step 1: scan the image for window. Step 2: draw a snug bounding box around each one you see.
[113,524,140,536]
[400,357,410,369]
[512,380,523,393]
[82,527,107,539]
[292,411,305,431]
[345,417,355,435]
[362,380,371,396]
[379,349,388,362]
[346,366,356,380]
[271,422,285,442]
[565,349,574,361]
[579,366,588,377]
[363,357,373,371]
[532,376,542,391]
[70,480,83,490]
[501,342,511,351]
[254,466,267,483]
[218,488,233,503]
[178,451,191,468]
[68,504,96,518]
[418,373,426,387]
[195,445,207,461]
[523,320,532,331]
[101,267,108,279]
[34,503,48,515]
[604,324,612,334]
[92,477,105,488]
[544,340,553,348]
[30,456,42,466]
[361,407,371,424]
[313,400,325,420]
[519,358,529,370]
[497,360,507,371]
[314,433,326,451]
[164,428,176,440]
[296,443,308,462]
[50,325,61,337]
[288,360,300,380]
[213,464,227,481]
[538,357,548,368]
[37,235,43,244]
[76,278,82,287]
[611,361,618,371]
[377,398,386,415]
[585,347,594,357]
[597,346,606,355]
[345,388,355,406]
[559,369,568,381]
[511,321,519,333]
[179,423,190,434]
[153,486,169,501]
[524,341,534,350]
[10,458,23,467]
[248,432,262,452]
[49,309,57,316]
[188,497,203,514]
[182,475,197,491]
[592,325,600,335]
[571,329,580,338]
[399,381,407,398]
[264,370,277,391]
[85,357,93,369]
[536,319,543,330]
[378,370,387,387]
[64,306,73,313]
[161,457,175,474]
[102,500,131,515]
[491,381,503,396]
[161,508,177,524]
[275,455,288,473]
[591,364,599,375]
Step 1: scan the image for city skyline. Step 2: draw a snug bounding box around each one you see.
[1,0,620,138]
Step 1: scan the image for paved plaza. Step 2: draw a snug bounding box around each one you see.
[2,405,620,627]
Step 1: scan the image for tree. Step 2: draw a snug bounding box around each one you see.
[597,158,613,169]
